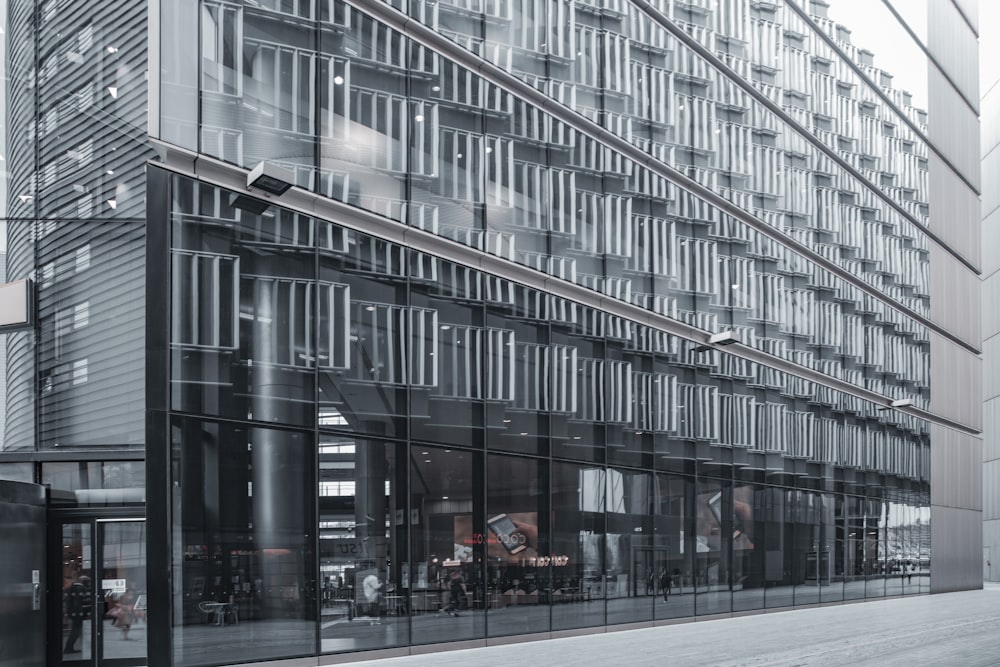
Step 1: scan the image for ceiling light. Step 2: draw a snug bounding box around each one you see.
[333,75,344,85]
[107,86,118,99]
[106,199,117,210]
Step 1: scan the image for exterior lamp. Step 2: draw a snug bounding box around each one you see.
[708,331,741,346]
[247,161,295,195]
[878,398,914,411]
[695,330,741,353]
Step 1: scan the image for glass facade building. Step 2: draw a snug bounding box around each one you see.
[0,0,983,666]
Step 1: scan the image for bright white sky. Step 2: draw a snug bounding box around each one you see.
[823,0,929,111]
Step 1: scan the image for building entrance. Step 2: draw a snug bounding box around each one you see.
[56,517,147,667]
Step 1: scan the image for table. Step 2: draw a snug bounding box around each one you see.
[199,601,237,626]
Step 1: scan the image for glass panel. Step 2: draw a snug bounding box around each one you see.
[319,436,408,653]
[61,523,93,661]
[731,478,764,613]
[43,462,146,507]
[317,229,409,439]
[160,0,200,149]
[33,0,151,220]
[865,495,888,599]
[409,257,486,447]
[36,222,145,451]
[605,469,652,625]
[551,460,604,631]
[99,521,147,661]
[0,462,33,482]
[484,289,551,457]
[694,476,732,616]
[486,453,548,637]
[819,492,844,604]
[409,446,485,644]
[171,418,316,666]
[170,177,317,428]
[884,493,918,597]
[843,493,866,601]
[918,495,930,594]
[550,310,606,464]
[654,472,694,620]
[790,490,821,606]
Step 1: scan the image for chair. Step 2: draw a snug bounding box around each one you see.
[197,601,217,625]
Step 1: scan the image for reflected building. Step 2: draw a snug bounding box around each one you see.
[0,0,983,666]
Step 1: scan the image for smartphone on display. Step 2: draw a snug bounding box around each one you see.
[488,513,527,555]
[708,491,744,539]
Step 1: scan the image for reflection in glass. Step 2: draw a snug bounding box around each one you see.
[552,461,605,631]
[61,523,94,661]
[158,1,940,416]
[654,472,694,620]
[171,418,315,666]
[43,461,146,507]
[409,446,485,644]
[319,437,408,653]
[101,521,148,661]
[605,469,653,625]
[157,173,936,660]
[694,477,731,616]
[486,454,548,637]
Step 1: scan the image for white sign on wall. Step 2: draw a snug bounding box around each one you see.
[0,279,32,330]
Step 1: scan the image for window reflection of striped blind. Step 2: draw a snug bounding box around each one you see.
[171,250,239,349]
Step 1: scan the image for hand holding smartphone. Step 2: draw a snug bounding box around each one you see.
[487,513,528,555]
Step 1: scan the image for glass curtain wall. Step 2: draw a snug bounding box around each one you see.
[160,172,931,665]
[157,0,936,424]
[3,0,151,454]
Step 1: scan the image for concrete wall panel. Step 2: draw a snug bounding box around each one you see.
[930,245,981,346]
[929,153,982,270]
[928,0,979,111]
[929,67,981,191]
[931,505,983,592]
[930,333,982,431]
[930,424,982,510]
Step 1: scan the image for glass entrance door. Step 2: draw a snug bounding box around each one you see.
[59,518,146,666]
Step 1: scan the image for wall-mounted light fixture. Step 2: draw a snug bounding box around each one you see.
[230,193,271,215]
[247,161,295,196]
[695,330,741,353]
[878,398,914,411]
[708,331,741,346]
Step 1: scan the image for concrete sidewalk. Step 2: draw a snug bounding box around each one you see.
[346,585,1000,667]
